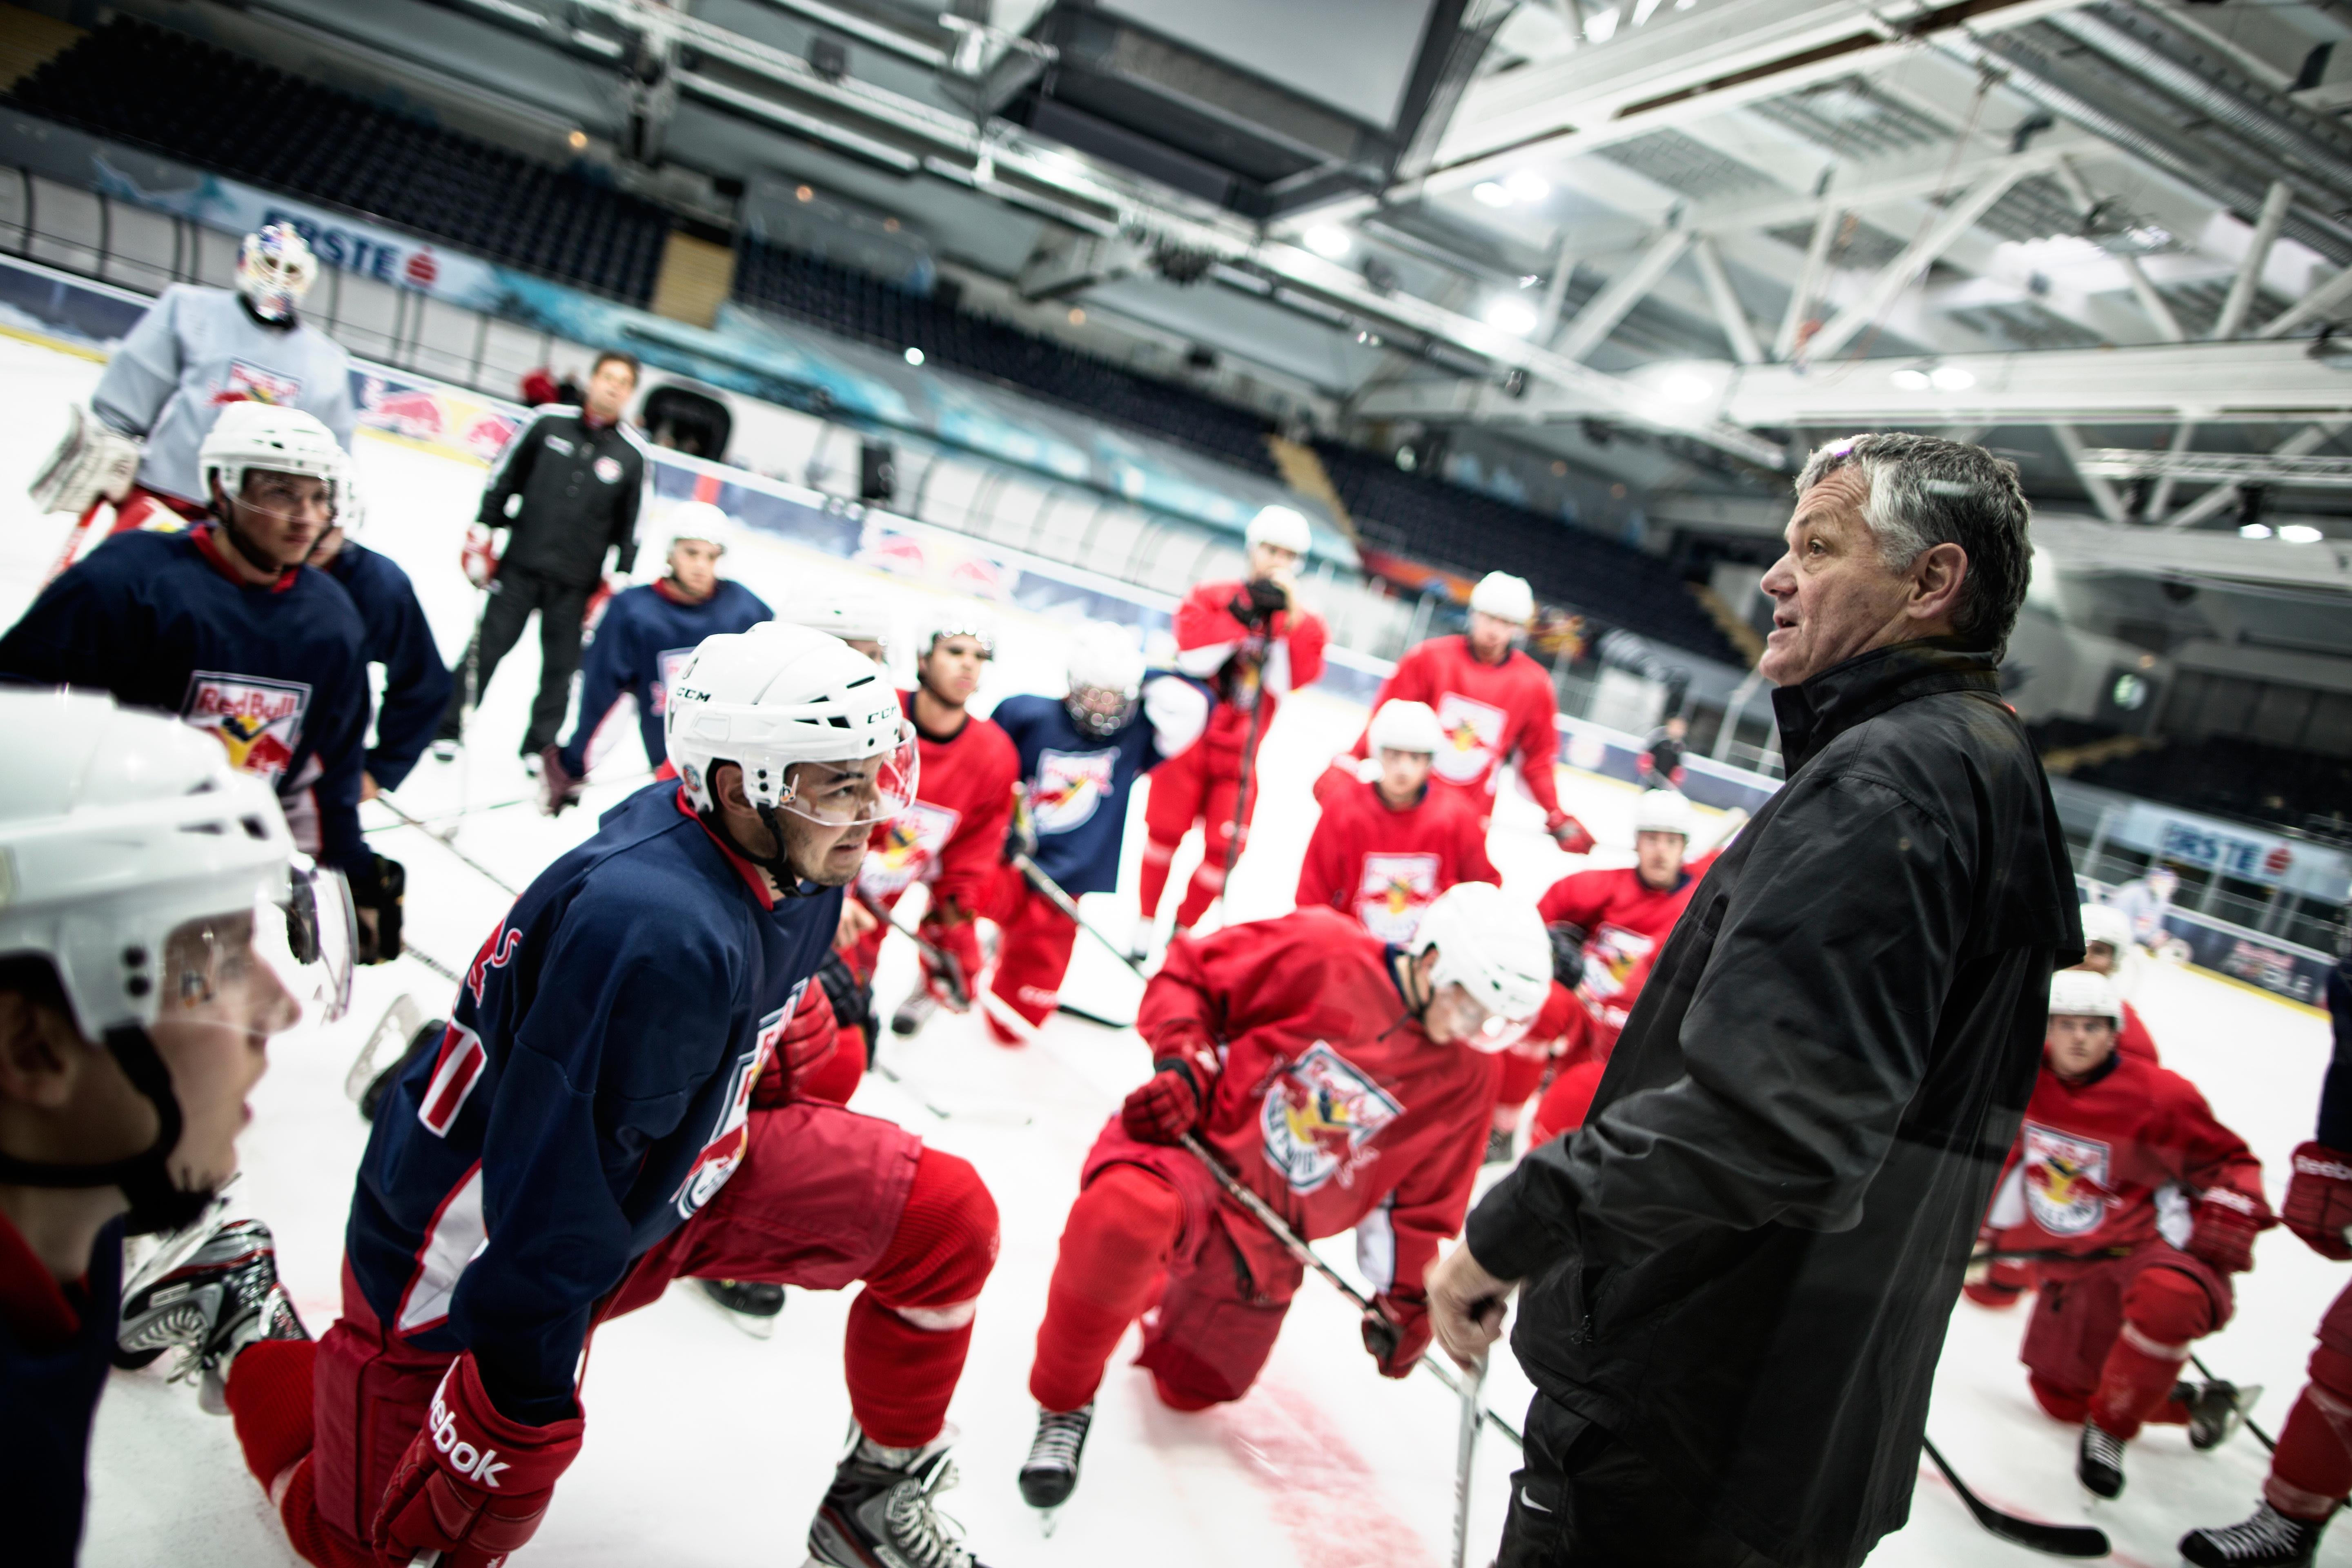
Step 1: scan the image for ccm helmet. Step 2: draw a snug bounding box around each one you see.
[782,581,892,653]
[1367,699,1444,755]
[2048,968,2124,1022]
[1469,570,1536,626]
[1408,882,1552,1052]
[199,401,344,517]
[662,499,737,558]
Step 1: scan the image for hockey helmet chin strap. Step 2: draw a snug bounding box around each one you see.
[0,1025,218,1236]
[693,766,831,900]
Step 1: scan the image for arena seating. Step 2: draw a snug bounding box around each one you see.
[731,239,1280,478]
[1312,441,1742,665]
[2040,721,2352,837]
[7,18,669,303]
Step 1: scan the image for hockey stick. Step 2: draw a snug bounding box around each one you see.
[370,791,522,897]
[1178,1132,1523,1449]
[2189,1350,2279,1454]
[1056,1000,1135,1030]
[1921,1437,2109,1558]
[1452,1353,1487,1568]
[858,893,971,1009]
[1011,851,1150,980]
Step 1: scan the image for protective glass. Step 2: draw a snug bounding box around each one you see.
[1065,686,1138,737]
[164,863,353,1040]
[1440,982,1535,1055]
[778,726,922,829]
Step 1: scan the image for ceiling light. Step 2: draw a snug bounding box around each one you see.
[2280,523,2325,543]
[1472,181,1514,208]
[1585,6,1621,40]
[567,129,588,151]
[1661,372,1714,403]
[1303,225,1353,260]
[1890,368,1931,391]
[1483,297,1540,335]
[1068,307,1086,325]
[1929,365,1976,391]
[1503,170,1550,205]
[904,347,925,366]
[2240,522,2274,539]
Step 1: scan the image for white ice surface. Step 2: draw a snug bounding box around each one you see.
[0,330,2339,1565]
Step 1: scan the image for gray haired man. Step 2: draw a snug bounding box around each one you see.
[1430,433,2082,1568]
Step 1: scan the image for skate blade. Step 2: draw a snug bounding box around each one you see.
[1036,1506,1062,1538]
[345,994,425,1103]
[118,1190,235,1303]
[724,1312,779,1341]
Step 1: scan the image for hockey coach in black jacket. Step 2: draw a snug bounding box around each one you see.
[1431,432,2080,1568]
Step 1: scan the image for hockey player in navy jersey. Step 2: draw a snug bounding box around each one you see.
[540,499,773,811]
[0,403,389,956]
[984,623,1208,1043]
[129,623,1007,1568]
[309,497,453,798]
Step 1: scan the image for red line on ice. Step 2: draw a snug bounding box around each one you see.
[1209,1371,1439,1568]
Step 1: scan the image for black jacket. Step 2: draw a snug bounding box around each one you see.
[479,406,646,589]
[1466,639,2080,1568]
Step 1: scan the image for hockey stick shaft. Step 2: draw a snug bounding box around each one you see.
[857,894,971,1008]
[2189,1351,2279,1453]
[1921,1437,2109,1558]
[370,791,522,897]
[1178,1133,1523,1448]
[1011,851,1147,980]
[1452,1353,1486,1568]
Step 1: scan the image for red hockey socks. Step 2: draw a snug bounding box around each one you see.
[847,1147,999,1449]
[987,891,1079,1038]
[2268,1347,2352,1519]
[1138,837,1178,921]
[225,1337,318,1492]
[1029,1163,1186,1414]
[2090,1266,2216,1439]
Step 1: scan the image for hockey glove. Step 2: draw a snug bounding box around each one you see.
[537,745,584,817]
[1121,1058,1210,1145]
[29,405,140,515]
[1546,922,1588,988]
[373,1354,581,1568]
[1362,1290,1432,1379]
[2284,1141,2352,1261]
[460,523,500,588]
[2186,1183,2275,1274]
[351,855,405,965]
[1546,811,1597,856]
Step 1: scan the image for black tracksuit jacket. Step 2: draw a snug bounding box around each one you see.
[479,405,646,588]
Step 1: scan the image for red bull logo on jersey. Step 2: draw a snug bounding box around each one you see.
[1033,748,1117,833]
[181,672,310,782]
[1577,924,1655,1009]
[1261,1042,1403,1194]
[2021,1123,2114,1236]
[1431,691,1506,786]
[1354,853,1440,944]
[218,360,303,408]
[859,800,962,897]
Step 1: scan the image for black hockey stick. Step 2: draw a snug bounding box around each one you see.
[1179,1132,1524,1449]
[1012,851,1149,980]
[2190,1351,2279,1453]
[1056,1001,1135,1030]
[1921,1437,2110,1559]
[857,893,971,1009]
[370,791,521,897]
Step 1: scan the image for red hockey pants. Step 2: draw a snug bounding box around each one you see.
[984,875,1078,1043]
[1140,739,1258,930]
[2022,1244,2232,1439]
[2263,1281,2352,1519]
[223,1102,996,1567]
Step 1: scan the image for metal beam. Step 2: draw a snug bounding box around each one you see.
[2214,180,2294,341]
[2146,419,2200,519]
[1552,228,1693,363]
[2051,156,2185,345]
[2034,512,2352,590]
[2051,423,2131,524]
[2261,264,2352,340]
[2075,448,2352,486]
[2161,421,2350,529]
[1773,188,1840,363]
[1690,236,1765,366]
[1804,170,2029,361]
[1016,231,1150,300]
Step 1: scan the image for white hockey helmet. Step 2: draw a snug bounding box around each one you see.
[199,401,343,515]
[236,223,318,323]
[1470,570,1536,626]
[2079,902,2133,954]
[1409,882,1552,1052]
[918,602,998,661]
[665,622,918,830]
[663,499,736,558]
[1066,621,1146,737]
[1631,788,1695,841]
[1245,503,1312,556]
[2049,968,2123,1023]
[1367,699,1445,755]
[782,581,891,652]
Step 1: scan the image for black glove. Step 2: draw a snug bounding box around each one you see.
[817,950,878,1069]
[352,854,405,964]
[1546,921,1586,988]
[1231,577,1287,628]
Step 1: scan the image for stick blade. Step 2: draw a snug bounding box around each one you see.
[1923,1439,2109,1559]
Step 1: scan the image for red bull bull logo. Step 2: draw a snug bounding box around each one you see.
[366,386,448,440]
[1353,853,1439,944]
[858,800,960,897]
[1430,691,1506,785]
[182,672,310,783]
[1260,1042,1403,1194]
[1033,748,1116,833]
[2020,1123,2114,1236]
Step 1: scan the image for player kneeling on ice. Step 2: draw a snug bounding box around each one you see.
[1017,883,1551,1513]
[1974,969,2274,1499]
[1294,698,1497,942]
[136,622,1007,1568]
[540,499,774,812]
[0,692,349,1563]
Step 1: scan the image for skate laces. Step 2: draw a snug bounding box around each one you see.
[2205,1504,2312,1555]
[1026,1408,1090,1470]
[880,1452,973,1568]
[2082,1424,2123,1465]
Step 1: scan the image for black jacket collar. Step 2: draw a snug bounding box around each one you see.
[1771,638,2002,775]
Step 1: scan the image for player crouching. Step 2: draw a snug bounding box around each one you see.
[1975,969,2273,1499]
[1016,883,1550,1514]
[126,623,1007,1568]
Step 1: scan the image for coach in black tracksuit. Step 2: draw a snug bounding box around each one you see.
[441,349,647,756]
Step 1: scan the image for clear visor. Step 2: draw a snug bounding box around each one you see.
[163,864,354,1041]
[777,728,921,830]
[1442,982,1535,1055]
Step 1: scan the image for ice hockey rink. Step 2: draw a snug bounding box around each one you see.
[0,329,2341,1568]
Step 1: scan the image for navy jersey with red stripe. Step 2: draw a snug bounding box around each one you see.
[345,780,839,1420]
[556,578,772,776]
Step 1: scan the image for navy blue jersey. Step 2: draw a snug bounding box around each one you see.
[323,540,454,792]
[0,526,370,875]
[2319,955,2352,1151]
[993,671,1205,896]
[0,1216,121,1568]
[347,781,840,1420]
[557,578,772,776]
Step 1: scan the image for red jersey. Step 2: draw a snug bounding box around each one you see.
[1984,1049,2261,1259]
[856,694,1018,917]
[1173,579,1327,761]
[1295,779,1498,942]
[2118,998,2160,1063]
[1537,856,1719,1033]
[1349,635,1564,819]
[1140,907,1500,1295]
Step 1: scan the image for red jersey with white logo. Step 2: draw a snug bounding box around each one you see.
[1983,1049,2261,1259]
[2118,998,2160,1063]
[1538,856,1719,1033]
[1348,635,1564,818]
[1295,779,1498,943]
[1172,579,1328,762]
[1140,906,1500,1294]
[858,693,1019,915]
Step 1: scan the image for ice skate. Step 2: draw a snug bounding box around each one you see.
[2076,1420,2125,1498]
[1126,913,1155,967]
[1018,1403,1093,1525]
[806,1426,991,1568]
[342,992,424,1104]
[893,987,940,1037]
[1483,1125,1516,1165]
[696,1277,785,1338]
[2180,1502,2330,1566]
[2189,1379,2264,1451]
[117,1218,308,1414]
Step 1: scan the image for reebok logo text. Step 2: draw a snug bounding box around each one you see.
[429,1390,510,1488]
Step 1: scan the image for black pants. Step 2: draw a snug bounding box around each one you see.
[1497,1394,1778,1568]
[440,567,590,754]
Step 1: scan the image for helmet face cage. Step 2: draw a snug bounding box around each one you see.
[237,224,319,323]
[1065,686,1137,737]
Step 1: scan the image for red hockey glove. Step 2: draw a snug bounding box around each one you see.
[2186,1183,2275,1274]
[1362,1289,1432,1379]
[753,981,843,1109]
[2284,1141,2352,1261]
[922,916,982,1012]
[460,523,499,588]
[1546,812,1595,855]
[373,1354,581,1568]
[1121,1060,1209,1145]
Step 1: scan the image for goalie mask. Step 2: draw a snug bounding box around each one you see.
[237,224,319,325]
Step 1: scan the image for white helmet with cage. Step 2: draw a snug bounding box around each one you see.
[1367,699,1444,755]
[2049,967,2124,1022]
[1408,882,1552,1052]
[782,581,892,652]
[918,603,998,662]
[662,499,737,558]
[199,401,344,517]
[237,223,319,323]
[1065,621,1146,737]
[666,621,918,829]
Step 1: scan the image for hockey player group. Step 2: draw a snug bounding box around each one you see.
[6,220,2352,1568]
